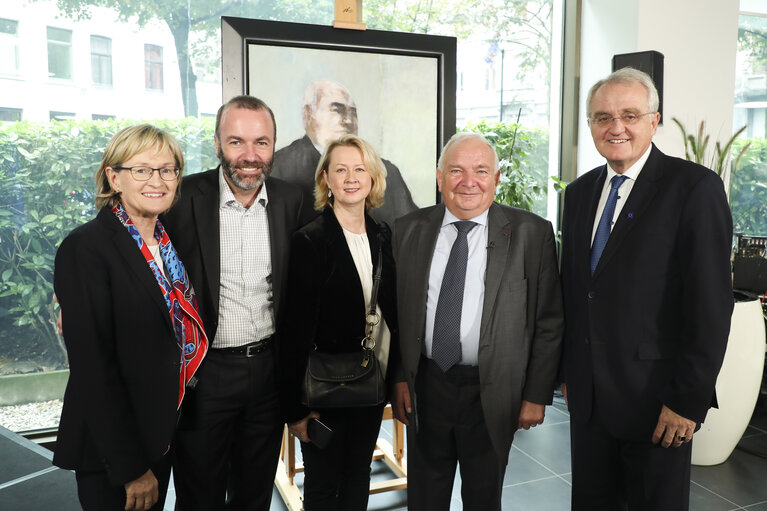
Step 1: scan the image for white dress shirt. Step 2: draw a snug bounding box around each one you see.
[424,208,489,366]
[590,145,653,245]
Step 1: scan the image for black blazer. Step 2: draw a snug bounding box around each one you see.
[278,207,399,423]
[162,168,305,341]
[561,144,733,439]
[53,206,181,486]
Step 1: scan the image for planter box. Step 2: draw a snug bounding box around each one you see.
[0,370,69,406]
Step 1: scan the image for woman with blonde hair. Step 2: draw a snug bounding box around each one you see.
[279,135,399,510]
[54,124,207,510]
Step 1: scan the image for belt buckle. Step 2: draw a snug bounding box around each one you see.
[245,343,260,357]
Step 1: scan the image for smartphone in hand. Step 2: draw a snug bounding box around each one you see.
[307,418,333,449]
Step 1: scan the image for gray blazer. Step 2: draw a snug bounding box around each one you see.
[393,202,564,467]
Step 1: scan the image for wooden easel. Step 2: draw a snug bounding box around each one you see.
[333,0,366,30]
[274,404,408,511]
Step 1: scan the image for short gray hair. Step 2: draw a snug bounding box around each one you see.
[586,67,660,117]
[437,132,499,174]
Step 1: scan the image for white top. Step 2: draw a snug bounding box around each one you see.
[148,243,166,277]
[424,207,489,366]
[591,145,652,245]
[214,169,275,348]
[342,228,392,376]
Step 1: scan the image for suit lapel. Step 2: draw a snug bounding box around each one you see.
[592,145,664,278]
[480,204,511,339]
[412,205,445,335]
[100,209,173,332]
[191,172,221,316]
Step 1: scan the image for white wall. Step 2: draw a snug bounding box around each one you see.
[577,0,740,174]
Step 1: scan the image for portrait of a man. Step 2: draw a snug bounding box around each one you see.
[272,80,417,225]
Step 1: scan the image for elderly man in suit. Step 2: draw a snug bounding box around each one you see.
[163,96,305,510]
[560,67,733,510]
[272,80,417,225]
[391,132,563,510]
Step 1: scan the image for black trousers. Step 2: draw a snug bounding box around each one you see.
[407,358,504,511]
[172,347,283,511]
[570,414,692,511]
[75,453,171,511]
[300,404,385,511]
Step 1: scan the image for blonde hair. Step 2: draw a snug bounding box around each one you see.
[95,124,185,210]
[314,135,387,211]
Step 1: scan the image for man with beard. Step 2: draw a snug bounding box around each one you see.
[162,95,305,510]
[272,80,417,225]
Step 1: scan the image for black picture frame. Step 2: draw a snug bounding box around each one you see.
[221,16,456,209]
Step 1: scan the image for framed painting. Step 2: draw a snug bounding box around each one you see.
[221,17,456,223]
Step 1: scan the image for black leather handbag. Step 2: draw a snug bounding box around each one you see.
[302,245,385,409]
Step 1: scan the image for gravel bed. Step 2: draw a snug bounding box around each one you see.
[0,399,62,432]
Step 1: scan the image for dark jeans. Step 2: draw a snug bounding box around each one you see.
[300,404,385,511]
[75,453,171,511]
[172,347,283,511]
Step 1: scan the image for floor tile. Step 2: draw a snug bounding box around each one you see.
[510,419,572,476]
[501,474,571,511]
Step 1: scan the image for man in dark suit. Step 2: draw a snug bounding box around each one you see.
[560,68,733,510]
[391,132,563,510]
[272,80,417,225]
[163,96,304,510]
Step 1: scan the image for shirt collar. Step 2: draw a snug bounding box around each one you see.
[606,144,653,182]
[218,167,269,209]
[441,206,490,228]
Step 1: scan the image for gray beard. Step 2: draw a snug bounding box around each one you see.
[218,151,273,191]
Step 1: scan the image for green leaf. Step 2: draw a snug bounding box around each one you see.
[40,214,57,223]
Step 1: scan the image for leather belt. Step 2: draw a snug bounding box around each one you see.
[212,336,273,357]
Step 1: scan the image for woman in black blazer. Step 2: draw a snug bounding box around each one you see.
[280,135,399,510]
[53,125,208,511]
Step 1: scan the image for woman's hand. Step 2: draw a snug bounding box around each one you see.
[124,469,158,510]
[288,411,320,443]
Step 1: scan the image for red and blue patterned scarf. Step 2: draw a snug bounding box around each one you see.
[113,203,208,408]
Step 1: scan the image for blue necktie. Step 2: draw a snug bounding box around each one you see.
[590,175,628,275]
[432,220,477,372]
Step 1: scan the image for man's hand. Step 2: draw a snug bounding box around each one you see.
[517,400,545,430]
[651,404,696,448]
[561,383,568,406]
[391,381,411,425]
[288,411,320,443]
[124,469,158,511]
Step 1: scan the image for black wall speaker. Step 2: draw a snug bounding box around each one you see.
[612,50,664,124]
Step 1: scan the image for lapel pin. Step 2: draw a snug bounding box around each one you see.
[627,212,634,219]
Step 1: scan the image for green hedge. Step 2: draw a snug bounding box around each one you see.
[461,120,550,217]
[0,117,216,374]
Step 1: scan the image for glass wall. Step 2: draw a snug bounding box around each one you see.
[0,0,563,432]
[732,0,767,235]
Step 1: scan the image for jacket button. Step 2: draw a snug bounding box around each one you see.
[587,291,595,299]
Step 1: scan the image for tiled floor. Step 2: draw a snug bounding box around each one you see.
[163,394,767,510]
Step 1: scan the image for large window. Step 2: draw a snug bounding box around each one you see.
[0,18,19,76]
[47,26,72,80]
[90,35,112,86]
[144,43,163,90]
[732,1,767,235]
[0,0,564,435]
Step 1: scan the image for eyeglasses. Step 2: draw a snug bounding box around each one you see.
[113,165,180,181]
[588,112,655,127]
